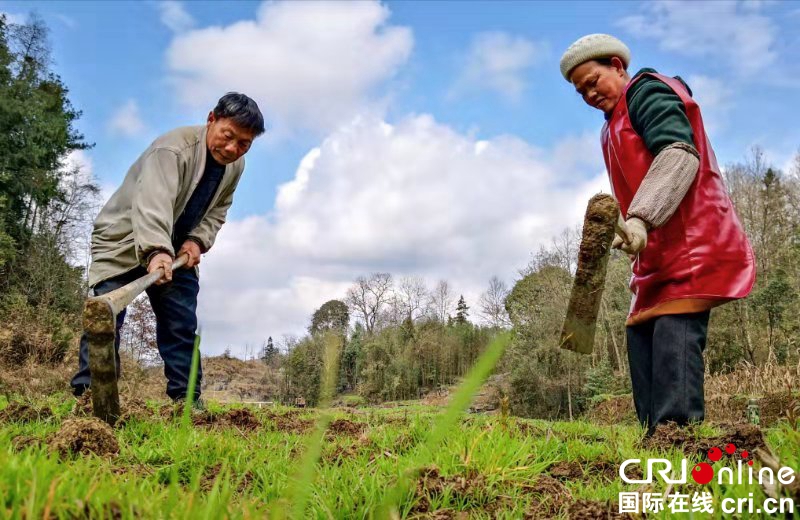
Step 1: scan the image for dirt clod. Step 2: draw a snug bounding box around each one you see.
[411,466,487,514]
[192,408,261,430]
[327,418,366,437]
[11,434,41,451]
[72,391,94,417]
[266,412,313,434]
[323,432,375,465]
[0,402,52,423]
[49,417,119,457]
[568,499,631,519]
[225,408,261,429]
[200,463,223,492]
[114,396,152,427]
[644,422,766,458]
[547,461,584,480]
[522,475,572,518]
[587,460,621,482]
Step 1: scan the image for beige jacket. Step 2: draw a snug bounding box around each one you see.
[88,125,244,287]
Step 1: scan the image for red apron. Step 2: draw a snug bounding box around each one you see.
[601,72,755,323]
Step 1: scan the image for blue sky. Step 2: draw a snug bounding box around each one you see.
[2,0,798,355]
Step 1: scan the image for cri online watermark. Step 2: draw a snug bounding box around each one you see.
[618,442,797,514]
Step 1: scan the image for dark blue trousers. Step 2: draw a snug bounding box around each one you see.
[626,311,710,435]
[71,266,201,400]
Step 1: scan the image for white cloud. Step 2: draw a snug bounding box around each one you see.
[453,31,542,101]
[63,149,94,184]
[686,75,733,135]
[158,1,195,33]
[619,0,778,76]
[108,99,146,138]
[195,114,608,354]
[165,0,413,136]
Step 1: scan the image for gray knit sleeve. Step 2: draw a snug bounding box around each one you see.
[627,142,700,228]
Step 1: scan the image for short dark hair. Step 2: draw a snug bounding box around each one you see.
[213,92,265,136]
[594,57,626,70]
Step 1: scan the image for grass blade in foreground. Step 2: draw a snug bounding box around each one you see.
[377,331,512,518]
[272,333,341,519]
[181,331,202,429]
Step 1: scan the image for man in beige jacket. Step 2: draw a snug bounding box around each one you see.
[71,92,264,404]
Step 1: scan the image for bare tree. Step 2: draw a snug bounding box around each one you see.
[396,275,429,322]
[528,226,581,274]
[119,295,158,366]
[478,276,511,328]
[280,334,300,354]
[345,273,393,334]
[427,280,455,323]
[45,163,101,266]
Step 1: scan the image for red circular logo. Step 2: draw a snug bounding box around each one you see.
[707,447,722,462]
[692,463,714,484]
[725,443,736,455]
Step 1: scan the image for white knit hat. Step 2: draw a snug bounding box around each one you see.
[559,34,631,82]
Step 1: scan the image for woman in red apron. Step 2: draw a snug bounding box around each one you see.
[560,34,755,435]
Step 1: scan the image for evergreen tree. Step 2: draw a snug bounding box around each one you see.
[261,336,278,364]
[455,295,469,324]
[0,14,94,364]
[0,14,89,256]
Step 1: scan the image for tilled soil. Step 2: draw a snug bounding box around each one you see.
[200,463,223,492]
[327,418,366,437]
[49,417,119,457]
[72,391,94,417]
[643,422,766,458]
[587,460,622,482]
[11,434,41,451]
[568,499,631,519]
[0,402,52,423]
[411,466,488,514]
[225,408,261,429]
[522,474,573,518]
[547,461,584,480]
[265,412,314,434]
[192,408,261,431]
[114,396,153,427]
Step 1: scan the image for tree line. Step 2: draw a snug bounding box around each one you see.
[0,15,98,366]
[262,147,800,416]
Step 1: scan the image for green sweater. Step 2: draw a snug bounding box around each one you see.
[621,68,695,156]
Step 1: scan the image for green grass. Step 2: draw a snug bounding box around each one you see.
[1,394,799,519]
[1,333,797,518]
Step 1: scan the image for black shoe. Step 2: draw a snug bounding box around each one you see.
[172,396,206,412]
[72,384,89,397]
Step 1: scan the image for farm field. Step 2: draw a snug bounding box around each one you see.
[1,392,799,519]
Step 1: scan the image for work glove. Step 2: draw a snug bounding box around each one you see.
[611,217,648,256]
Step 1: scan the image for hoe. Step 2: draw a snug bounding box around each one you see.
[560,194,631,354]
[83,254,188,425]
